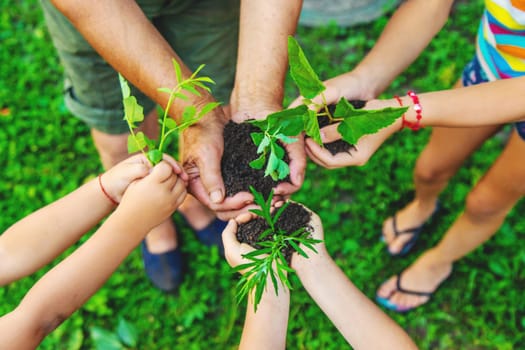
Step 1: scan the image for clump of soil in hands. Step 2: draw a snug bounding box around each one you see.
[317,99,366,155]
[236,202,312,264]
[221,121,290,197]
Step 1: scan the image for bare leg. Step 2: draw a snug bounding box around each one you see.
[382,79,500,254]
[378,130,525,310]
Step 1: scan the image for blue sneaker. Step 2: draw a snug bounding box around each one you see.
[141,240,184,293]
[194,218,228,256]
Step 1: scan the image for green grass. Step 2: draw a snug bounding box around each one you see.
[1,0,524,349]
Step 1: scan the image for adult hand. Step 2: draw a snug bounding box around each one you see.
[180,107,253,218]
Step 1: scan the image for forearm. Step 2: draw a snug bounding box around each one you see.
[371,76,525,129]
[239,282,290,350]
[0,179,114,285]
[50,0,213,119]
[296,257,417,350]
[232,0,302,117]
[353,0,453,97]
[9,209,148,345]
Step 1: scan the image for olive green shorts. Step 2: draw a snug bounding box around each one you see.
[40,0,239,134]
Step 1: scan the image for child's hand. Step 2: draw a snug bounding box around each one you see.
[305,99,400,169]
[100,153,188,203]
[222,212,259,273]
[290,205,328,270]
[117,160,187,230]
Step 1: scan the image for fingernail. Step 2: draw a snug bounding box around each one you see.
[210,190,223,204]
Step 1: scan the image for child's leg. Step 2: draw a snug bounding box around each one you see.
[378,129,525,310]
[382,79,500,254]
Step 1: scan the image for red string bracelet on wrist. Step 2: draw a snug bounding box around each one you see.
[98,174,119,205]
[395,90,423,131]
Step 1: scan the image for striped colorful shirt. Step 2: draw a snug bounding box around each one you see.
[477,0,525,80]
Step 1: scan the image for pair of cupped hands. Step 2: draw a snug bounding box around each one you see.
[180,73,395,220]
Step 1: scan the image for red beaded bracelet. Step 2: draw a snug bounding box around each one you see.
[394,91,423,131]
[98,174,119,205]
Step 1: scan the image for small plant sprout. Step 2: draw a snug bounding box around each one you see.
[248,36,408,180]
[119,59,220,165]
[234,187,322,312]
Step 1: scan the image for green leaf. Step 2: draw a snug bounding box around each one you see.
[118,73,131,98]
[249,153,266,170]
[172,59,183,84]
[90,327,125,350]
[303,109,322,145]
[182,105,197,123]
[335,98,407,145]
[272,201,290,225]
[276,133,297,145]
[288,36,325,99]
[127,132,147,153]
[116,317,138,347]
[198,102,221,118]
[148,149,163,164]
[248,119,269,131]
[250,132,265,146]
[275,158,290,180]
[165,118,178,130]
[266,105,308,136]
[122,95,144,124]
[182,83,201,97]
[289,239,308,258]
[265,151,281,179]
[157,87,173,94]
[256,135,271,154]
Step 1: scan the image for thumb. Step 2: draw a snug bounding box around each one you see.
[320,124,342,143]
[198,156,225,204]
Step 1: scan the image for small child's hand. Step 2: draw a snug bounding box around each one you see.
[222,212,259,273]
[117,160,187,231]
[290,205,327,270]
[100,154,188,203]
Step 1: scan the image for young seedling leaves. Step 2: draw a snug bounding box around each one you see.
[127,132,148,154]
[303,109,322,145]
[120,61,217,165]
[335,98,408,145]
[288,36,326,99]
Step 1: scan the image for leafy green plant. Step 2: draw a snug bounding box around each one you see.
[234,187,322,311]
[90,317,138,350]
[248,36,408,180]
[119,59,220,165]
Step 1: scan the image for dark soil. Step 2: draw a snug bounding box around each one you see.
[221,121,289,198]
[317,99,366,155]
[236,202,312,264]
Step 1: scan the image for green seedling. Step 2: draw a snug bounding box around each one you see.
[248,36,408,180]
[119,59,220,165]
[234,187,322,312]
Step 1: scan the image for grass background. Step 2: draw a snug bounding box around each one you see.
[1,0,524,349]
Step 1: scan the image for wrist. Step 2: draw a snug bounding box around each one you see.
[349,66,383,99]
[98,174,119,206]
[230,86,284,121]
